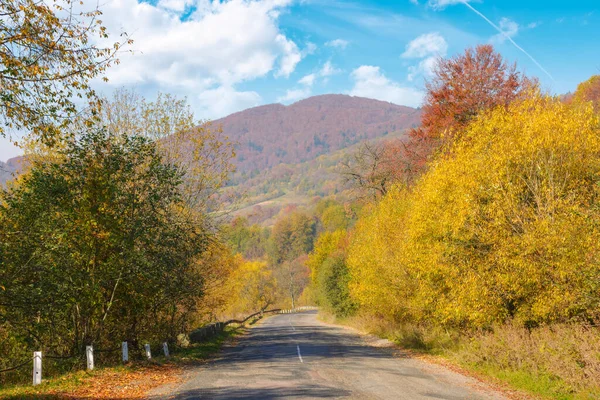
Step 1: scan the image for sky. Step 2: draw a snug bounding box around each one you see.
[1,0,598,160]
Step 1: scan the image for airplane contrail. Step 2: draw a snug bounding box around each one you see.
[459,0,554,81]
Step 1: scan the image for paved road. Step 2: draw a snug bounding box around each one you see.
[152,311,506,400]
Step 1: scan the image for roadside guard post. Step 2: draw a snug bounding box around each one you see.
[33,351,42,385]
[122,341,128,363]
[86,346,94,370]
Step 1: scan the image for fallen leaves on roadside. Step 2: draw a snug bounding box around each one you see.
[49,363,183,399]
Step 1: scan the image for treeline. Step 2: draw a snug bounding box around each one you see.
[0,90,243,383]
[0,2,280,384]
[308,46,600,397]
[222,198,356,311]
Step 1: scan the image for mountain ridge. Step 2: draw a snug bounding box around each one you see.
[213,94,421,174]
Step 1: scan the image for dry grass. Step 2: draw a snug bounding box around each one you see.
[330,312,600,399]
[455,323,600,399]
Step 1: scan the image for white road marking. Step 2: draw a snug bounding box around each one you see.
[289,316,296,331]
[296,345,304,363]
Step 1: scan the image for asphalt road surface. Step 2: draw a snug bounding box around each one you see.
[151,311,506,400]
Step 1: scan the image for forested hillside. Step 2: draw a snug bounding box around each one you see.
[215,94,420,173]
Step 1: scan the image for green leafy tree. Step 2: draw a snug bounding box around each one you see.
[223,217,270,260]
[0,128,206,372]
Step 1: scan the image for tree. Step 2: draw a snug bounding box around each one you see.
[308,229,356,317]
[267,211,316,307]
[422,44,535,141]
[570,75,600,112]
[347,94,600,328]
[0,0,130,145]
[223,258,277,317]
[268,211,316,265]
[223,217,270,260]
[342,140,424,200]
[23,88,237,215]
[97,89,237,214]
[0,128,206,366]
[406,44,536,170]
[341,142,394,200]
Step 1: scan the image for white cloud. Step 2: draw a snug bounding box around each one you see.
[302,42,317,56]
[427,0,469,10]
[350,66,423,108]
[319,60,341,78]
[402,32,447,81]
[402,32,447,58]
[196,85,261,118]
[97,0,302,119]
[279,61,341,103]
[275,34,302,78]
[299,73,316,86]
[157,0,194,12]
[491,17,519,43]
[407,56,439,81]
[277,87,312,103]
[527,21,541,29]
[325,39,349,49]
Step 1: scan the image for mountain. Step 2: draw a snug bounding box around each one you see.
[0,156,25,186]
[0,95,422,220]
[215,94,421,174]
[217,95,421,223]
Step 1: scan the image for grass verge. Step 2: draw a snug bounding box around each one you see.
[0,327,243,399]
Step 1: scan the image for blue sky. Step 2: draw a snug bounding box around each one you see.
[1,0,598,160]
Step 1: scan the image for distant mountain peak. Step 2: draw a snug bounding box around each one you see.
[212,94,421,173]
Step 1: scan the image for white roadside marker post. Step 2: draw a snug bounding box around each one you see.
[145,344,151,360]
[33,351,42,385]
[86,346,94,370]
[122,341,128,363]
[163,342,170,358]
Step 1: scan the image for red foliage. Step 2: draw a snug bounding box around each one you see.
[421,44,535,141]
[396,44,536,178]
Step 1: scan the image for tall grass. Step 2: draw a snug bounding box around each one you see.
[455,323,600,399]
[335,313,600,399]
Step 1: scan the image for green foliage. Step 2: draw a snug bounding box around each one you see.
[318,253,356,317]
[0,128,207,381]
[223,217,270,260]
[307,230,356,317]
[315,200,351,232]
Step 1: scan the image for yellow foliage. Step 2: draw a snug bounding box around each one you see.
[222,259,277,318]
[347,94,600,328]
[308,229,347,283]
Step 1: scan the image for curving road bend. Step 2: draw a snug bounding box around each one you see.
[151,310,506,399]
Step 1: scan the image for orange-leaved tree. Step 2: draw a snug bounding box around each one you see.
[407,44,536,166]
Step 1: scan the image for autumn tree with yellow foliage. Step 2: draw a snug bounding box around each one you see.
[348,94,600,328]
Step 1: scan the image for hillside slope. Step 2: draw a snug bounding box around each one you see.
[0,156,24,186]
[215,94,421,173]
